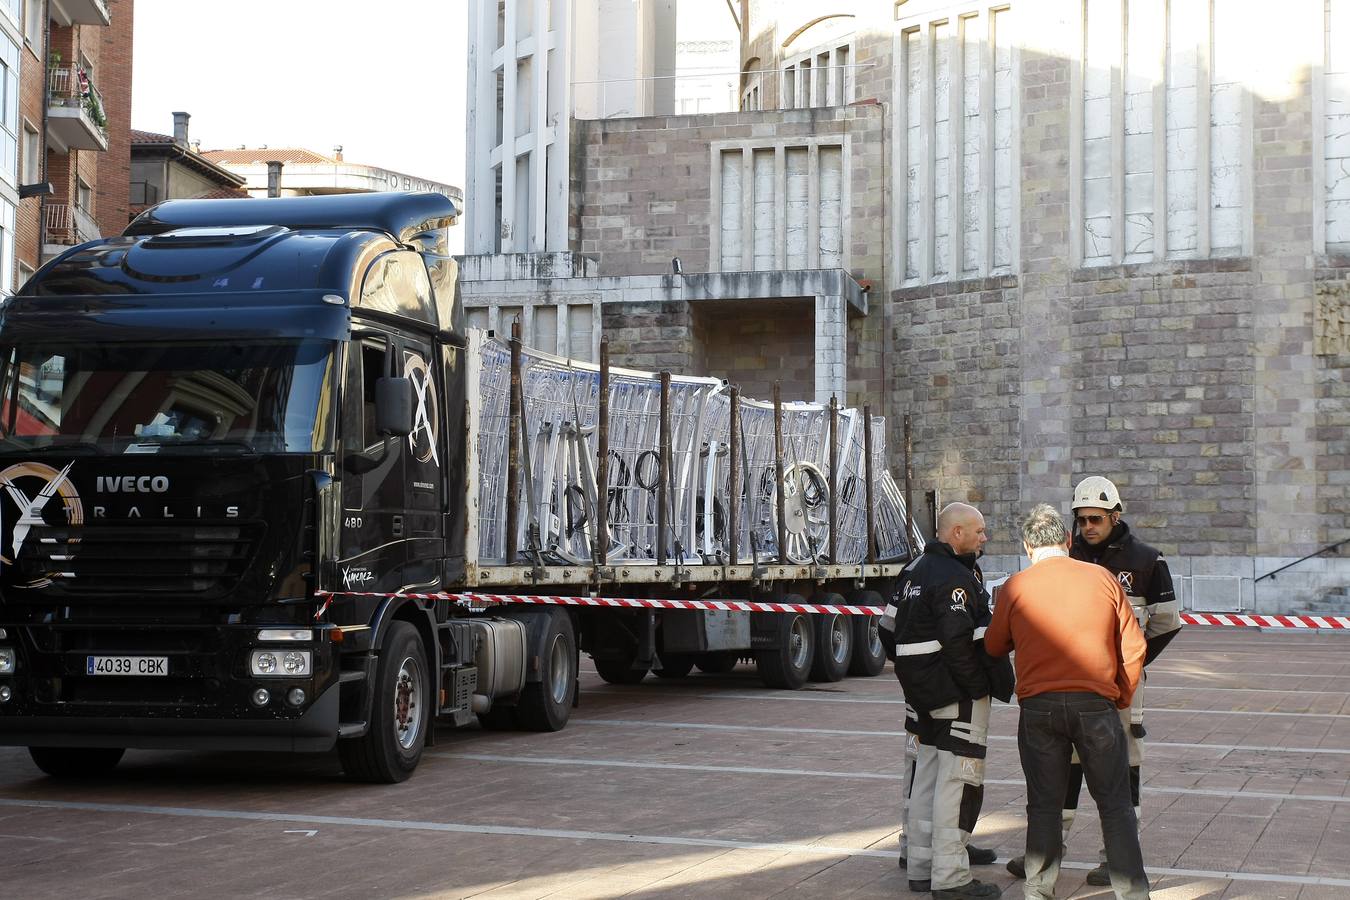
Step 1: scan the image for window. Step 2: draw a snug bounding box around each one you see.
[76,178,92,212]
[16,259,31,290]
[781,38,854,110]
[0,195,12,296]
[20,120,36,184]
[0,0,18,27]
[22,0,40,48]
[0,34,17,189]
[897,5,1017,283]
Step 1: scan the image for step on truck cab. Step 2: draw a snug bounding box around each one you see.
[0,192,917,783]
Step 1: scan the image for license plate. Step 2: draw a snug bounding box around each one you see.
[86,656,168,676]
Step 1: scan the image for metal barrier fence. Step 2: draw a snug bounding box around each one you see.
[474,335,917,566]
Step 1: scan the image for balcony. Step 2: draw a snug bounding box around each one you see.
[43,202,101,253]
[47,67,109,153]
[49,0,111,27]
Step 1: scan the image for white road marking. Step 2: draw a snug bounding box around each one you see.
[675,691,1350,720]
[1,797,1347,889]
[580,718,1350,756]
[434,753,1350,804]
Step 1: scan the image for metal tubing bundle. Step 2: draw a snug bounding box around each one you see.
[475,335,917,566]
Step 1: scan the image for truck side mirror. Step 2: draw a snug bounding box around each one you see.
[375,376,414,437]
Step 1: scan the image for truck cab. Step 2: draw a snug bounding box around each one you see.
[0,192,535,782]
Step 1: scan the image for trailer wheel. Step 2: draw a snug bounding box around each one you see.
[809,604,853,683]
[593,655,649,684]
[653,653,695,678]
[339,621,428,783]
[28,746,124,778]
[513,609,575,732]
[696,651,739,674]
[756,600,814,690]
[848,591,888,677]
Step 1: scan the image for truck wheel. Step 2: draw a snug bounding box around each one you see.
[513,609,575,732]
[653,653,695,678]
[339,621,428,783]
[755,601,814,690]
[696,651,739,674]
[809,605,853,682]
[848,591,888,677]
[593,655,648,684]
[28,746,124,778]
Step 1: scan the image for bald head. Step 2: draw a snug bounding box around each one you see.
[937,502,987,556]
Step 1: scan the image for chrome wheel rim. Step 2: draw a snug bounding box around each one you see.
[829,615,849,664]
[866,615,883,659]
[393,655,423,751]
[789,616,810,670]
[547,633,572,705]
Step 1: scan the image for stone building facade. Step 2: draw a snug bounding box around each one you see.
[462,0,1350,613]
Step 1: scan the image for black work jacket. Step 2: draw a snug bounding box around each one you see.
[882,541,1015,713]
[1071,521,1182,665]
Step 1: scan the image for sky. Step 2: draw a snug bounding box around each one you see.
[131,0,470,243]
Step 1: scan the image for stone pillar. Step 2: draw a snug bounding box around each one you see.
[1015,5,1079,510]
[814,294,847,403]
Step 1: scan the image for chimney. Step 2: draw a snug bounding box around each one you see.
[190,140,201,154]
[266,161,284,198]
[333,145,343,162]
[172,111,190,147]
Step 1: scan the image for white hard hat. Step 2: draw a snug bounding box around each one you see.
[1072,476,1122,512]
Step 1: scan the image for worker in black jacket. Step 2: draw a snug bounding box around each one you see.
[1006,476,1182,887]
[881,502,1014,899]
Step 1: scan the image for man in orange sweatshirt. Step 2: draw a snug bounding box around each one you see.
[985,504,1148,900]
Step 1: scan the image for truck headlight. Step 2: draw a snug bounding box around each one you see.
[250,650,310,677]
[281,651,311,676]
[0,648,14,674]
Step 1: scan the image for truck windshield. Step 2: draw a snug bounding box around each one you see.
[0,339,336,454]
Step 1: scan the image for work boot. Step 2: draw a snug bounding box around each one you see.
[931,879,1001,899]
[1085,862,1111,886]
[908,879,930,892]
[1006,855,1025,878]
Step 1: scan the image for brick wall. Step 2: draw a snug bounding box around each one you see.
[600,300,697,373]
[689,298,815,401]
[573,104,884,284]
[16,26,44,281]
[95,0,133,236]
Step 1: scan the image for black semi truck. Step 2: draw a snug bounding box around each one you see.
[0,192,915,782]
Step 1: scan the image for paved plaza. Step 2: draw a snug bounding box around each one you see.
[1,627,1348,898]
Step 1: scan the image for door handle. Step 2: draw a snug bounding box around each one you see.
[392,515,403,537]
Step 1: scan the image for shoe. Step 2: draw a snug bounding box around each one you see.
[898,855,906,869]
[1006,855,1026,879]
[932,879,1001,899]
[908,879,930,892]
[1085,863,1110,886]
[967,844,997,866]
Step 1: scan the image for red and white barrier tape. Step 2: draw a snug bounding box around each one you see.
[316,591,1349,628]
[1181,612,1350,630]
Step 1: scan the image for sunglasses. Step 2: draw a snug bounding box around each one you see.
[1075,514,1110,526]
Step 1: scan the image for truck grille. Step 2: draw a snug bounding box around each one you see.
[19,522,262,596]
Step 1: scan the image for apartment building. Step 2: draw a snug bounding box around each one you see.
[6,0,130,292]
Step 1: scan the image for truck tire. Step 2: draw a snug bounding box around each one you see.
[593,656,648,683]
[653,653,695,678]
[28,746,124,778]
[513,609,575,732]
[696,651,739,674]
[848,591,888,677]
[809,604,853,683]
[755,600,814,690]
[339,621,428,783]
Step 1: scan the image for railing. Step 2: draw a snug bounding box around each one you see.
[43,202,99,246]
[47,66,109,137]
[1255,537,1350,583]
[130,181,160,206]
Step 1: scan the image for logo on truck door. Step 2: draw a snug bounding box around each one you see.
[404,352,439,466]
[0,461,84,588]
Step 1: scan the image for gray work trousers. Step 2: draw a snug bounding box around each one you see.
[903,696,991,891]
